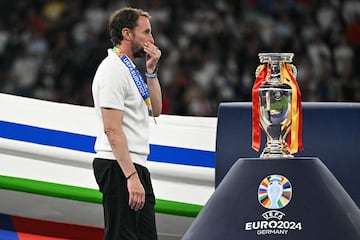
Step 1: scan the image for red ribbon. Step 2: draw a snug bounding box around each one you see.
[252,64,268,152]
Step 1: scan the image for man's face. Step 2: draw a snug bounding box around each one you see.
[131,16,154,58]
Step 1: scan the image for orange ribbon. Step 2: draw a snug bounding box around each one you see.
[281,63,303,153]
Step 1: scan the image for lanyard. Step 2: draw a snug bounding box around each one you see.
[112,47,156,124]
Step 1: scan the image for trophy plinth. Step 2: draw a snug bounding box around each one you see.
[183,157,360,240]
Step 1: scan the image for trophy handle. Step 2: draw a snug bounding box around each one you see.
[255,65,263,78]
[290,64,297,78]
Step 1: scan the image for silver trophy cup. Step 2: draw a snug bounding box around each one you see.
[256,53,297,158]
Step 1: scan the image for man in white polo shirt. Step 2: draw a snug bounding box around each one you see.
[92,7,162,240]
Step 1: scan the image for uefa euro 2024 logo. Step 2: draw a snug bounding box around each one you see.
[258,174,292,209]
[244,174,303,236]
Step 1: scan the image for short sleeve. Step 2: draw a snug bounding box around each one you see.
[97,59,128,110]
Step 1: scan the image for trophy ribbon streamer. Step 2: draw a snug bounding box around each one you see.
[252,64,269,152]
[280,63,304,153]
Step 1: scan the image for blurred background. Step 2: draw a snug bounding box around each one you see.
[0,0,359,116]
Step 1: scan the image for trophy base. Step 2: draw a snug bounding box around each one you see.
[260,151,294,158]
[260,140,293,158]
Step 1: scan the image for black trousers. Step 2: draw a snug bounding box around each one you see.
[93,158,157,240]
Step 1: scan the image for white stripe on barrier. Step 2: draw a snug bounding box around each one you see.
[0,93,217,151]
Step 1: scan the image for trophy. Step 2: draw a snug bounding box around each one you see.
[252,53,303,158]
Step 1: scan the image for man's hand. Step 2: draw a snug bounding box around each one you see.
[127,175,145,211]
[144,41,161,73]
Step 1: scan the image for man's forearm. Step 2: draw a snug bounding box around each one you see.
[106,128,137,177]
[147,77,162,117]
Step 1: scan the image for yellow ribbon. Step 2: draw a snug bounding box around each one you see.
[280,63,303,153]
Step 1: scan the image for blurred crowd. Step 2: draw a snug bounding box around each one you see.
[0,0,359,116]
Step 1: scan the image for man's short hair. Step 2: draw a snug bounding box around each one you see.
[109,7,151,46]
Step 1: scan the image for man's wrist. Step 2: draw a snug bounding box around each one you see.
[126,171,138,180]
[145,67,158,78]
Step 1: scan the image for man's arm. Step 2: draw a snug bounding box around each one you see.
[101,108,145,211]
[147,76,162,117]
[144,41,162,117]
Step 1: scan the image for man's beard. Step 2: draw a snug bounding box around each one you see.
[134,48,146,58]
[132,40,146,58]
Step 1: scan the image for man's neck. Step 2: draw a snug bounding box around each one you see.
[115,44,134,61]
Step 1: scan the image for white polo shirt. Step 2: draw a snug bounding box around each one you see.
[92,49,149,167]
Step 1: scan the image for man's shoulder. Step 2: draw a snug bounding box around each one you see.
[99,51,117,67]
[99,50,129,71]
